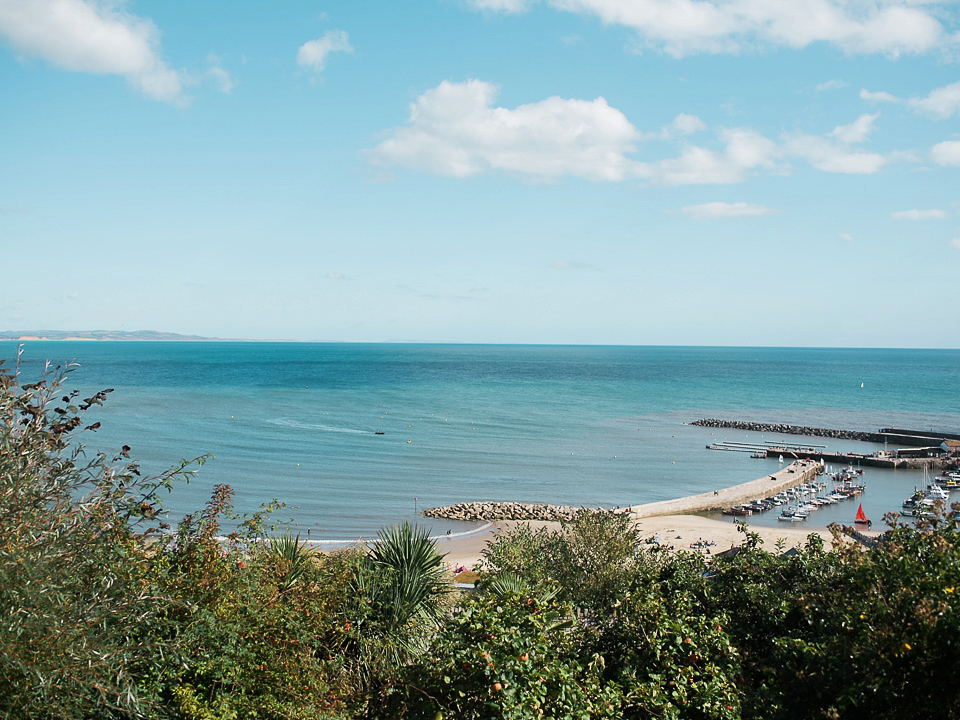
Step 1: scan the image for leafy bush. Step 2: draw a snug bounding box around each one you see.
[0,355,199,718]
[708,521,960,720]
[481,511,644,616]
[400,590,620,719]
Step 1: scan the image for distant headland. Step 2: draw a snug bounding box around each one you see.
[0,330,239,342]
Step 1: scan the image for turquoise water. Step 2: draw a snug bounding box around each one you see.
[3,343,958,539]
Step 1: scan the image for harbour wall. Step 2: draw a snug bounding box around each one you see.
[692,419,885,442]
[628,460,823,518]
[423,460,824,522]
[692,419,957,449]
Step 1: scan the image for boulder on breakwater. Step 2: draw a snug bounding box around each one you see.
[423,501,619,522]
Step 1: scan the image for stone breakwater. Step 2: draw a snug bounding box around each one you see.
[423,502,618,522]
[691,419,882,443]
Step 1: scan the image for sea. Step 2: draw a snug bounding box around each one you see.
[3,342,959,541]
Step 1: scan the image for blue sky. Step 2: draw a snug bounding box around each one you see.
[1,0,959,347]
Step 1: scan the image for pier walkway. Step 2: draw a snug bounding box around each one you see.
[627,460,822,518]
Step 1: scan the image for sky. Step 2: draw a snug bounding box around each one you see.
[1,0,959,347]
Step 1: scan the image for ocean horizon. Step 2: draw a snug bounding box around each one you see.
[4,341,958,539]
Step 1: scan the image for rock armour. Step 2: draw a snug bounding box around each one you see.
[423,501,618,522]
[691,419,880,442]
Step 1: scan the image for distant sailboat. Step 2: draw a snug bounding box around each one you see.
[855,503,870,525]
[860,382,864,388]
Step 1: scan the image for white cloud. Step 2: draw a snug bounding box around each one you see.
[207,65,234,93]
[908,81,960,119]
[365,79,643,181]
[951,238,960,250]
[666,112,706,136]
[326,271,346,280]
[653,127,780,184]
[785,122,886,174]
[860,88,899,103]
[643,113,707,140]
[829,113,878,144]
[931,140,960,166]
[206,55,235,94]
[296,29,353,73]
[891,209,947,220]
[368,82,911,185]
[839,232,854,242]
[864,82,960,119]
[469,0,949,57]
[0,0,184,104]
[815,79,847,92]
[680,201,779,219]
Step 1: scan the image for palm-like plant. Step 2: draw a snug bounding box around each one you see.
[266,531,318,595]
[346,523,452,701]
[482,571,559,604]
[365,523,449,627]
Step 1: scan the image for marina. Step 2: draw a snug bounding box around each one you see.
[707,441,948,469]
[700,419,957,469]
[707,439,827,454]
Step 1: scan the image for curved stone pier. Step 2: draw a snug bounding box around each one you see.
[423,460,823,522]
[627,460,823,518]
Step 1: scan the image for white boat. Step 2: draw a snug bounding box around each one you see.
[778,511,805,522]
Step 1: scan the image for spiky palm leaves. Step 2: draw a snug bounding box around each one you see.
[267,531,318,595]
[481,571,559,604]
[347,523,452,701]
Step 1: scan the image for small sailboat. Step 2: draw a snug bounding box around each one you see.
[854,503,870,525]
[860,382,864,388]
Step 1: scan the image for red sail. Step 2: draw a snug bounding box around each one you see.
[855,503,868,524]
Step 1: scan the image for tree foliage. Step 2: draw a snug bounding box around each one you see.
[0,354,201,718]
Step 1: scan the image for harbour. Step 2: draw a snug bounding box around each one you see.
[701,420,955,470]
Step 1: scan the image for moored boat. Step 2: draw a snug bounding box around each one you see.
[778,509,805,522]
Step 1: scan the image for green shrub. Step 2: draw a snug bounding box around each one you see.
[0,355,199,718]
[400,590,620,719]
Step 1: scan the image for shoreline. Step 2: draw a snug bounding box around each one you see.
[437,459,856,569]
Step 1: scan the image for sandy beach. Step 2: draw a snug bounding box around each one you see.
[437,460,856,570]
[438,515,839,570]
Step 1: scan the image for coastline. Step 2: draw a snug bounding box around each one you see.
[438,459,851,569]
